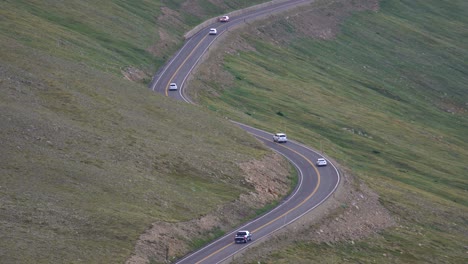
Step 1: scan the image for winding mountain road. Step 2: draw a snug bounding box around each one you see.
[149,1,341,263]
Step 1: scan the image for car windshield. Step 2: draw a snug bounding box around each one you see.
[237,232,247,236]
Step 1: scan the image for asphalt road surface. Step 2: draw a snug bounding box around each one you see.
[149,1,341,263]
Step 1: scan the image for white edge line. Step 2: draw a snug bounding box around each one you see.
[177,121,342,264]
[218,168,340,264]
[175,146,305,264]
[179,30,226,103]
[167,0,341,261]
[150,36,198,91]
[216,122,341,263]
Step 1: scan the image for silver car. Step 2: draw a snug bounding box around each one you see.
[209,28,217,35]
[273,133,287,143]
[316,158,327,166]
[169,83,178,91]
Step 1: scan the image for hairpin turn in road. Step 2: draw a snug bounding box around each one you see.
[149,1,341,263]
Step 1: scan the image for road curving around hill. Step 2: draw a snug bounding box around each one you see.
[149,1,341,263]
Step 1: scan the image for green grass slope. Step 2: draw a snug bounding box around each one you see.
[192,0,468,263]
[0,0,275,263]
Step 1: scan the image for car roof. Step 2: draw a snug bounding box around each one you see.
[318,158,325,161]
[170,83,176,85]
[275,133,286,136]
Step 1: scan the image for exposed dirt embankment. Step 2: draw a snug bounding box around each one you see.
[126,153,291,263]
[127,156,395,264]
[229,167,395,263]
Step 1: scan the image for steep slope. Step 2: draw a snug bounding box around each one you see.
[0,0,288,263]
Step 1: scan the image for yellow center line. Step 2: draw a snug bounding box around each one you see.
[253,139,321,233]
[165,34,209,96]
[195,136,321,264]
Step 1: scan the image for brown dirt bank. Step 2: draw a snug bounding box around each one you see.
[228,167,395,263]
[126,153,292,263]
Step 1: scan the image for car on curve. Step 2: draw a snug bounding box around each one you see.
[273,133,287,143]
[316,158,327,167]
[169,83,178,91]
[209,28,217,35]
[219,15,229,22]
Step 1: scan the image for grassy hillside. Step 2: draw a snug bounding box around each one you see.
[0,0,278,263]
[191,0,468,263]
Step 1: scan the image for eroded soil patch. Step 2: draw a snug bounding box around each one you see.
[231,168,396,263]
[126,153,291,263]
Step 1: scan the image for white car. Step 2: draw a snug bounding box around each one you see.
[316,158,327,167]
[209,28,217,35]
[169,83,178,91]
[273,133,287,143]
[219,15,229,22]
